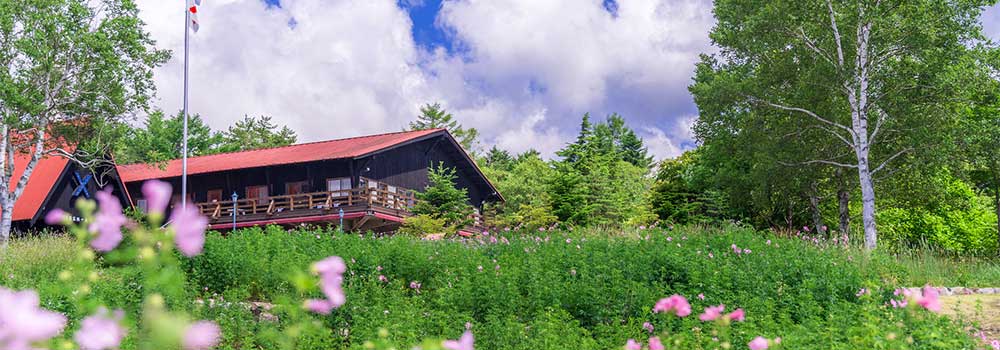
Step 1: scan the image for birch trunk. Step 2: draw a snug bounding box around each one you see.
[808,182,825,236]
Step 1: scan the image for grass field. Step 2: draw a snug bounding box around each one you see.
[1,225,997,349]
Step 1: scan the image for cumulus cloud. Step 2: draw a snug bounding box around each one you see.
[135,0,714,160]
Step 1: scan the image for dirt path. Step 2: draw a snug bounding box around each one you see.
[940,294,1000,340]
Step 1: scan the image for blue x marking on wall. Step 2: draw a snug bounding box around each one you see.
[72,172,92,198]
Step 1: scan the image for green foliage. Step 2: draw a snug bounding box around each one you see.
[170,225,992,349]
[400,214,448,237]
[409,103,479,153]
[216,115,297,153]
[412,163,474,230]
[116,110,222,164]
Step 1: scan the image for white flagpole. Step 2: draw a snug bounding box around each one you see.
[181,3,190,210]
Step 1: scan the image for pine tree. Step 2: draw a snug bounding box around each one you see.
[412,163,474,229]
[218,115,297,152]
[410,103,479,153]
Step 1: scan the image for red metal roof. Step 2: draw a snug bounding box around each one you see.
[117,129,446,183]
[5,154,70,221]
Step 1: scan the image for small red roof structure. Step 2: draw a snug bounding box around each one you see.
[117,128,447,182]
[4,154,71,221]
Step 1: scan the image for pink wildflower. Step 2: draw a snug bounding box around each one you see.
[699,304,725,322]
[90,190,126,252]
[311,256,347,308]
[743,248,751,254]
[624,339,641,350]
[141,180,172,215]
[74,308,126,350]
[648,337,664,350]
[748,336,769,350]
[990,340,999,350]
[731,244,741,254]
[442,330,474,350]
[169,204,209,257]
[916,286,942,312]
[378,275,388,282]
[698,293,705,300]
[44,208,68,226]
[303,299,335,314]
[726,308,745,322]
[183,321,221,350]
[0,287,67,350]
[642,322,654,333]
[652,294,691,317]
[765,239,771,245]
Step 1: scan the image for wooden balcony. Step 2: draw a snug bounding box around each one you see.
[196,179,418,230]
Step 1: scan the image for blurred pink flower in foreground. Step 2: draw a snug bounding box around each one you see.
[624,339,641,350]
[311,256,347,310]
[44,208,68,225]
[183,321,221,350]
[748,336,770,350]
[303,299,335,315]
[142,180,172,215]
[699,304,725,321]
[170,204,209,257]
[916,286,942,312]
[727,308,745,322]
[75,308,126,350]
[0,287,66,350]
[648,336,664,350]
[90,190,126,252]
[442,330,474,350]
[653,294,691,317]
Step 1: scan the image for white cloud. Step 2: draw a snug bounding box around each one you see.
[134,0,715,160]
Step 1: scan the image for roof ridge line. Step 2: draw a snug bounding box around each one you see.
[117,128,446,168]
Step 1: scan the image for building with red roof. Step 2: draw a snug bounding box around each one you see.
[116,128,500,232]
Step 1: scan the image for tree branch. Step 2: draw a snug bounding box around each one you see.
[779,159,858,169]
[871,148,911,175]
[763,101,856,139]
[827,0,846,68]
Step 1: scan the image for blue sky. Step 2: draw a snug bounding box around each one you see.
[134,0,1000,160]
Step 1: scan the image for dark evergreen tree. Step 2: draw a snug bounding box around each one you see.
[410,103,480,153]
[413,163,474,229]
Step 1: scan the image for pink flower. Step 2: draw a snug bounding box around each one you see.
[642,322,654,333]
[142,180,172,215]
[743,248,751,254]
[699,304,725,321]
[312,257,347,307]
[442,330,474,350]
[731,244,741,254]
[183,321,221,350]
[378,275,388,282]
[44,208,68,226]
[74,308,126,350]
[89,190,126,252]
[169,204,209,257]
[803,226,810,232]
[0,287,66,349]
[648,337,664,350]
[990,339,999,350]
[748,336,769,350]
[652,294,691,317]
[410,281,421,290]
[697,293,705,300]
[765,239,771,245]
[304,299,335,314]
[726,308,745,322]
[916,286,942,312]
[624,339,641,350]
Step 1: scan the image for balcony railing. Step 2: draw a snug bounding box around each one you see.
[195,179,417,221]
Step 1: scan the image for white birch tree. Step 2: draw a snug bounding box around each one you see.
[0,0,167,243]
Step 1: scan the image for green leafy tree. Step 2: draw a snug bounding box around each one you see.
[411,163,474,231]
[0,0,167,242]
[409,103,479,153]
[217,115,297,153]
[116,110,222,164]
[695,0,989,249]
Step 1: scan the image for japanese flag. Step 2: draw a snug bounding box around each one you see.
[187,0,201,32]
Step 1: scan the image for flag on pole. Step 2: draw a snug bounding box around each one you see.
[187,0,201,32]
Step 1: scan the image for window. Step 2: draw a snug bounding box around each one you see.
[327,178,351,195]
[207,189,223,203]
[286,181,308,195]
[246,185,269,205]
